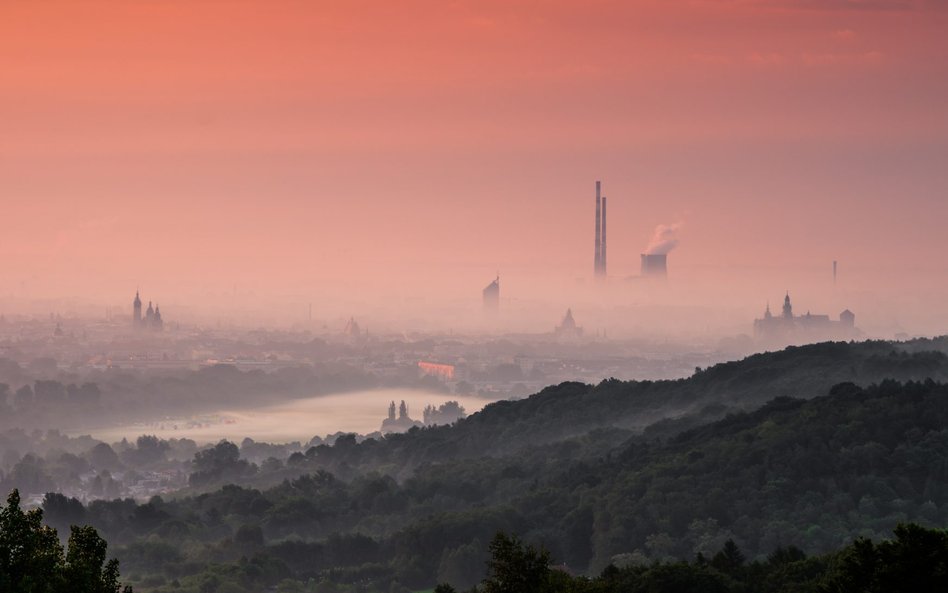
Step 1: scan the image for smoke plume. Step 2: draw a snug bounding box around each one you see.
[645,223,682,255]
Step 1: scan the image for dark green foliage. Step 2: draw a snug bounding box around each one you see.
[0,489,63,592]
[821,523,948,593]
[606,562,733,593]
[42,493,87,535]
[482,532,552,593]
[63,526,126,593]
[0,489,131,593]
[472,525,948,593]
[711,540,746,578]
[190,441,255,487]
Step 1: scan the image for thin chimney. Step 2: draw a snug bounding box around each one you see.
[601,196,607,276]
[594,181,601,276]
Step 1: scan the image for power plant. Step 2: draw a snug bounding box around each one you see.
[590,180,679,281]
[593,181,607,278]
[640,254,668,279]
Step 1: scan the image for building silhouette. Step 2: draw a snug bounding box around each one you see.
[133,291,142,325]
[554,308,584,339]
[381,399,423,433]
[754,293,857,344]
[344,317,362,337]
[131,290,164,331]
[483,275,500,310]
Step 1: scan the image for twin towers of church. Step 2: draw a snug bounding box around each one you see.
[132,290,164,331]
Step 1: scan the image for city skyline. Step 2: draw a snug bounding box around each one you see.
[1,0,947,332]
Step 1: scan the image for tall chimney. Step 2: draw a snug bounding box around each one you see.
[601,196,607,277]
[833,260,838,286]
[594,181,601,276]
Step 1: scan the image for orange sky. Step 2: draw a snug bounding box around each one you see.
[1,0,947,331]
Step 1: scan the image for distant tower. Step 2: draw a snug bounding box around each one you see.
[782,292,793,320]
[483,275,500,310]
[145,301,154,326]
[388,401,396,421]
[133,291,142,326]
[764,302,773,320]
[398,400,408,420]
[594,181,601,276]
[833,260,838,286]
[153,304,163,331]
[601,196,607,277]
[840,309,855,328]
[344,317,361,337]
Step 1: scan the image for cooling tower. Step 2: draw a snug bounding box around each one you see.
[640,254,668,279]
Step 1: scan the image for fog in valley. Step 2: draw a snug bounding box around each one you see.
[3,1,948,592]
[81,389,495,444]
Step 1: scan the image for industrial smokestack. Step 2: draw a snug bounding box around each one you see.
[833,260,838,286]
[594,181,601,276]
[641,254,668,279]
[601,196,607,276]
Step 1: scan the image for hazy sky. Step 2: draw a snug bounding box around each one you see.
[2,0,947,329]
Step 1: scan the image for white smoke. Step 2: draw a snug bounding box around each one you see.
[645,223,682,255]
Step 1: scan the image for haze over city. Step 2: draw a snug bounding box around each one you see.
[3,4,948,592]
[2,0,947,336]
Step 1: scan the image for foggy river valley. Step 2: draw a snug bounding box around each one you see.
[78,388,498,444]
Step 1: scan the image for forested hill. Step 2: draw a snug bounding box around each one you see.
[28,338,948,592]
[43,378,948,592]
[270,339,948,478]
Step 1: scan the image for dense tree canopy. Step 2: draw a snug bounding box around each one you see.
[0,489,131,593]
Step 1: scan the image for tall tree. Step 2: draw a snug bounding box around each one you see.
[482,532,551,593]
[0,490,131,593]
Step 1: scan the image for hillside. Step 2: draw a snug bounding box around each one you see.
[244,339,948,481]
[32,339,948,592]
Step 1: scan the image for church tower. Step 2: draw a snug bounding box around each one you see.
[145,301,154,326]
[133,291,142,327]
[782,292,793,320]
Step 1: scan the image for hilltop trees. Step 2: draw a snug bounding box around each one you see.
[433,526,948,593]
[822,523,948,593]
[0,489,130,593]
[482,532,552,593]
[189,440,255,487]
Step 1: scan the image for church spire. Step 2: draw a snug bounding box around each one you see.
[782,292,793,319]
[133,290,143,326]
